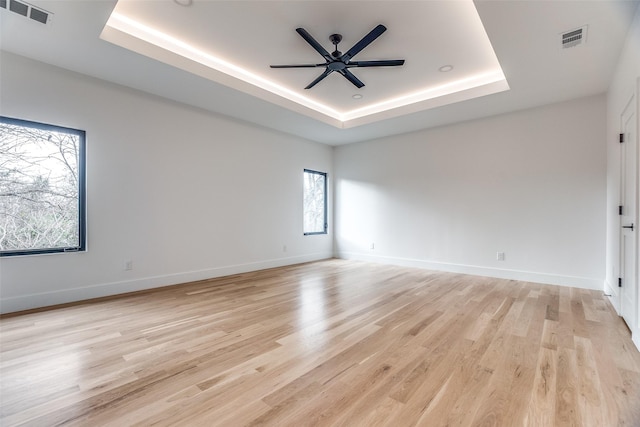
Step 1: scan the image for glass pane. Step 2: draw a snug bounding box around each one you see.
[303,170,326,234]
[0,120,81,252]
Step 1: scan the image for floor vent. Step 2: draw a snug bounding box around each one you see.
[1,0,52,25]
[561,26,587,49]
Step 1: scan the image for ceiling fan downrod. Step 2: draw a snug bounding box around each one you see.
[330,33,342,58]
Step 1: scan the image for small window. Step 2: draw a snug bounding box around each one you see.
[0,116,86,256]
[303,169,327,235]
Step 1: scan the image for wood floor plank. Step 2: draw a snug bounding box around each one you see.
[1,259,639,426]
[555,347,582,427]
[524,346,557,427]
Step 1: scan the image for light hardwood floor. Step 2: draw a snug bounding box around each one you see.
[1,259,640,426]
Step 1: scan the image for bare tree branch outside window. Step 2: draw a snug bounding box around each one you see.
[303,169,327,235]
[0,117,85,255]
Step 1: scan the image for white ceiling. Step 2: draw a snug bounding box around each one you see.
[101,0,508,128]
[1,0,638,145]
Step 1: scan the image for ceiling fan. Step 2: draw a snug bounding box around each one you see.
[270,24,405,90]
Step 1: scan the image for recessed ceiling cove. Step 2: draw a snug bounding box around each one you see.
[101,0,509,129]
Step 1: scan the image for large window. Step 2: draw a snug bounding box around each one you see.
[303,169,327,235]
[0,116,86,256]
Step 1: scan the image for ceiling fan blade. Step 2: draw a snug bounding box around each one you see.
[270,64,326,68]
[305,69,333,89]
[296,28,332,61]
[338,69,365,88]
[347,59,405,67]
[342,24,387,62]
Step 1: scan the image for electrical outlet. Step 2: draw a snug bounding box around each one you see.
[370,243,375,250]
[497,252,505,261]
[125,260,133,271]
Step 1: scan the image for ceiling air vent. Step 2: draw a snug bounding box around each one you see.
[561,26,587,49]
[1,0,52,24]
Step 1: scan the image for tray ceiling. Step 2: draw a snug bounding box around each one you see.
[101,0,508,128]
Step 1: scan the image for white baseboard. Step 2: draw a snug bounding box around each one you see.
[0,252,332,314]
[0,251,608,314]
[603,279,621,314]
[336,251,604,290]
[604,280,639,352]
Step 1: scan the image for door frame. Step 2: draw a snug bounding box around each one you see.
[635,78,640,351]
[618,90,638,337]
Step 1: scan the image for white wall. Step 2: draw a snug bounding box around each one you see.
[0,52,333,313]
[334,95,607,289]
[606,5,640,349]
[0,47,618,314]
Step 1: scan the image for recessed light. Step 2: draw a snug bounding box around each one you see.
[352,94,363,99]
[439,65,454,72]
[174,0,193,6]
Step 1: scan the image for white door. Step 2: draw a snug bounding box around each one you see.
[619,94,637,330]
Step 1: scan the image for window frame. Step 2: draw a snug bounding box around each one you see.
[0,116,87,257]
[303,168,328,236]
